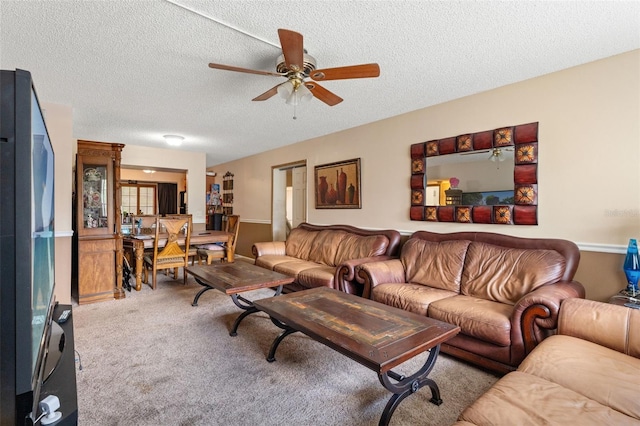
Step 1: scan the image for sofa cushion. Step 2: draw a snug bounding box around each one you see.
[297,266,336,289]
[273,260,321,277]
[518,334,640,420]
[334,234,389,266]
[400,238,471,292]
[372,283,457,316]
[428,295,512,347]
[255,255,300,271]
[461,242,566,305]
[457,371,634,426]
[285,228,319,261]
[306,230,348,266]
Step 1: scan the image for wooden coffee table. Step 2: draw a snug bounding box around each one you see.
[186,262,294,336]
[253,287,460,426]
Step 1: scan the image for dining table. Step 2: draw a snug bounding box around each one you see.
[123,230,232,291]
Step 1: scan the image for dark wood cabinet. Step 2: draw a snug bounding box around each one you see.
[74,140,125,303]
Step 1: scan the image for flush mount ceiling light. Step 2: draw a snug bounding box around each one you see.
[143,169,156,174]
[163,134,184,146]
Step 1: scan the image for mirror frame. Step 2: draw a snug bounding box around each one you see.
[410,122,539,225]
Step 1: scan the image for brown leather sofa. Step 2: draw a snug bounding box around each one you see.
[356,231,584,373]
[455,298,640,425]
[252,223,401,294]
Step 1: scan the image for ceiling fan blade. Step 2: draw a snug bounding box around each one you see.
[252,85,281,101]
[304,82,343,106]
[460,150,490,155]
[208,63,283,77]
[278,29,304,71]
[310,63,380,81]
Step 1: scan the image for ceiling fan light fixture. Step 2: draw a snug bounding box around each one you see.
[277,81,294,99]
[296,82,313,103]
[279,80,312,106]
[163,134,184,146]
[489,148,505,162]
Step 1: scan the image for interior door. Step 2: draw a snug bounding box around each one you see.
[292,166,306,228]
[272,161,306,241]
[272,168,287,241]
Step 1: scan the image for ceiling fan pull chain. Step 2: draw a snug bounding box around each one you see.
[292,103,297,120]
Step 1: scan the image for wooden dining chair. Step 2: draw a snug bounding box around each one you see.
[142,214,192,289]
[128,215,157,274]
[164,214,200,265]
[197,215,239,265]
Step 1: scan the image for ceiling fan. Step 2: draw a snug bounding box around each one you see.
[461,147,514,161]
[208,29,380,107]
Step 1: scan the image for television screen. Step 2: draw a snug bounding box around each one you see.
[30,88,56,384]
[0,69,59,425]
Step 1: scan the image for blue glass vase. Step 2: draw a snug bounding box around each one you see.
[623,238,640,296]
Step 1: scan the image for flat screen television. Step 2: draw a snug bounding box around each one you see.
[1,69,61,425]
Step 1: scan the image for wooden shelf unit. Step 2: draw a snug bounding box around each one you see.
[74,140,125,304]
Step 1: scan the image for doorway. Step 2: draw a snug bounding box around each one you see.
[272,161,306,241]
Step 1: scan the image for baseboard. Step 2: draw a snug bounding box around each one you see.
[235,254,255,263]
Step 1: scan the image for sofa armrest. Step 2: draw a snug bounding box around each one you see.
[356,259,406,299]
[252,241,286,258]
[512,280,585,354]
[336,255,396,295]
[558,297,640,357]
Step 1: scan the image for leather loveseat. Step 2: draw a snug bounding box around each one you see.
[455,298,640,425]
[252,222,401,294]
[356,231,584,373]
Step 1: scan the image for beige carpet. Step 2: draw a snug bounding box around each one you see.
[71,269,498,425]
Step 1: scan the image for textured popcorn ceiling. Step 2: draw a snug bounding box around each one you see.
[1,1,639,166]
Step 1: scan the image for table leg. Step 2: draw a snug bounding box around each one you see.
[265,316,298,362]
[191,276,213,306]
[229,294,256,336]
[377,345,442,426]
[133,241,143,291]
[191,278,284,337]
[228,284,283,336]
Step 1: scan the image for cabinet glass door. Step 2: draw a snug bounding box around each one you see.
[82,164,109,230]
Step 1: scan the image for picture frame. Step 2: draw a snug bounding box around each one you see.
[315,158,361,209]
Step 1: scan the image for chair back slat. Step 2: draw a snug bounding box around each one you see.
[226,215,240,250]
[143,214,192,289]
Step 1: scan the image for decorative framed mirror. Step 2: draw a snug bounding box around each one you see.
[410,122,539,225]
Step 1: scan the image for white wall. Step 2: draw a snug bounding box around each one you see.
[43,102,73,304]
[120,145,206,225]
[210,50,640,248]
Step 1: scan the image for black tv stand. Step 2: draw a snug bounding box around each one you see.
[38,304,78,425]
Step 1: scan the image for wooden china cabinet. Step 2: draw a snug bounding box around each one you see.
[74,140,125,304]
